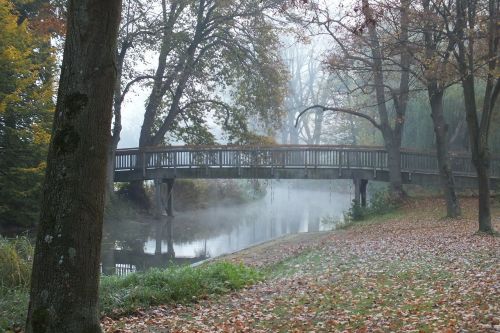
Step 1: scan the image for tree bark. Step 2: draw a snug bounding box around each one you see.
[25,1,122,332]
[429,88,461,217]
[385,139,405,199]
[476,160,493,232]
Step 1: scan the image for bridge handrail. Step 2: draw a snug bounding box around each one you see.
[113,145,500,178]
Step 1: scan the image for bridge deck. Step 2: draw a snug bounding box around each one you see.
[113,145,500,188]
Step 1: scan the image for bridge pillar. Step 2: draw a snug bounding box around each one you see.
[360,179,368,207]
[353,178,369,207]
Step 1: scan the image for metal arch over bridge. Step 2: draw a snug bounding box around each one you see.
[114,145,500,190]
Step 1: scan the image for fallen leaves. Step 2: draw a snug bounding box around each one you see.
[102,198,500,333]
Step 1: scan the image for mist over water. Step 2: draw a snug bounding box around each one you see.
[103,180,353,274]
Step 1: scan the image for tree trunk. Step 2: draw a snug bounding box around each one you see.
[429,89,461,217]
[312,109,323,144]
[105,51,125,203]
[454,0,498,234]
[105,146,117,203]
[475,160,493,232]
[25,1,122,332]
[385,139,405,200]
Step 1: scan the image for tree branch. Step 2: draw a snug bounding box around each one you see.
[295,105,382,131]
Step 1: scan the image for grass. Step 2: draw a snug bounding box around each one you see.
[100,261,263,317]
[0,287,29,330]
[0,236,33,289]
[0,245,262,331]
[0,236,33,330]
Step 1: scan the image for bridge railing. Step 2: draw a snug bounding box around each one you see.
[114,146,500,178]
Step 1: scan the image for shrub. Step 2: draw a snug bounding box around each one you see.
[0,236,33,289]
[344,190,400,222]
[0,236,33,331]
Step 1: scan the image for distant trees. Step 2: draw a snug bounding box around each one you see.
[25,0,122,332]
[281,43,330,144]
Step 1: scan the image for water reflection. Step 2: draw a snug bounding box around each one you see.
[102,181,352,275]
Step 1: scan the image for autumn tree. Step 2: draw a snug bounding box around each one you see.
[452,0,499,233]
[0,0,56,233]
[295,0,412,199]
[25,0,122,332]
[404,0,462,217]
[137,0,287,149]
[120,0,287,200]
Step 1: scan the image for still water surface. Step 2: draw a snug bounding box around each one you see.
[102,184,352,275]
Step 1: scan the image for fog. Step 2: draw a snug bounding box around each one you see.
[102,180,354,274]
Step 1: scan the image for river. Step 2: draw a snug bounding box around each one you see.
[101,181,353,275]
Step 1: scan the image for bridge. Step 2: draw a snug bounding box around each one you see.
[113,145,500,208]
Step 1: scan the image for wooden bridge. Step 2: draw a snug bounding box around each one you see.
[114,145,500,209]
[114,145,499,188]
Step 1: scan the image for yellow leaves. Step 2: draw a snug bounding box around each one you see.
[17,161,46,175]
[32,123,51,145]
[3,45,23,62]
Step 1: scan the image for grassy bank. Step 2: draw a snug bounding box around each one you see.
[0,248,262,331]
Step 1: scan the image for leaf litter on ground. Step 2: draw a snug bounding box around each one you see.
[102,198,500,333]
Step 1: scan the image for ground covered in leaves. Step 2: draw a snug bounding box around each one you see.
[103,198,500,332]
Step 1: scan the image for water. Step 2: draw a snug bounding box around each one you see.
[101,182,352,275]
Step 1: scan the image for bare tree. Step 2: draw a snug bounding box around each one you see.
[452,0,499,233]
[281,43,330,144]
[25,0,122,332]
[409,0,462,217]
[106,0,160,199]
[297,0,412,199]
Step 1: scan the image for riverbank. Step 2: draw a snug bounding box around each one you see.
[103,197,500,332]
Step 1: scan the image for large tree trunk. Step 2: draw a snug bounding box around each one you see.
[25,1,122,332]
[429,89,461,217]
[475,160,493,232]
[385,139,405,199]
[461,74,494,233]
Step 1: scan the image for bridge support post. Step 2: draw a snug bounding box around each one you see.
[360,179,368,207]
[353,178,369,207]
